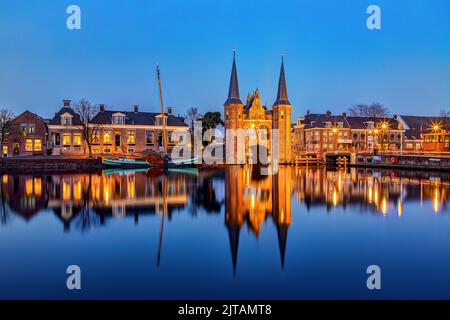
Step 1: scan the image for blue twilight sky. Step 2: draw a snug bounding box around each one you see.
[0,0,449,119]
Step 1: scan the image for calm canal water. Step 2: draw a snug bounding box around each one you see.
[1,166,450,299]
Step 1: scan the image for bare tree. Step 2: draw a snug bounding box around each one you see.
[440,109,450,130]
[72,99,101,158]
[348,102,389,118]
[185,106,201,130]
[0,108,14,146]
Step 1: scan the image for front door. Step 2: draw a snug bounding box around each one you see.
[54,133,60,147]
[13,143,19,155]
[158,133,163,147]
[115,133,121,148]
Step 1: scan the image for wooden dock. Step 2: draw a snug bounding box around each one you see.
[293,156,324,166]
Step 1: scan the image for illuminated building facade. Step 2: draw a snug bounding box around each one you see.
[296,112,405,154]
[224,52,292,164]
[48,100,189,156]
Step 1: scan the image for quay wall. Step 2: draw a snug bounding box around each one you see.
[0,157,104,173]
[326,153,450,171]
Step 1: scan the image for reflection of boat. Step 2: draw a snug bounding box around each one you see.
[103,167,149,175]
[103,157,149,168]
[168,167,198,175]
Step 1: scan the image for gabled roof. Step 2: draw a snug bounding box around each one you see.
[345,116,398,130]
[303,113,402,130]
[91,110,188,127]
[9,110,47,124]
[302,113,351,128]
[49,107,83,125]
[399,115,450,139]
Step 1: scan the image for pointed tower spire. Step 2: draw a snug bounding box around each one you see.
[227,225,240,276]
[274,55,291,106]
[277,224,289,270]
[225,50,243,105]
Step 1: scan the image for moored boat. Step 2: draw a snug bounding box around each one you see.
[146,156,198,168]
[103,157,149,168]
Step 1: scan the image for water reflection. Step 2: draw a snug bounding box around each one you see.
[1,167,450,270]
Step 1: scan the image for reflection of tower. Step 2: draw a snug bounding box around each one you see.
[224,166,293,274]
[272,166,292,269]
[225,166,245,274]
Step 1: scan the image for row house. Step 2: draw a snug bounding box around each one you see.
[48,100,84,155]
[2,111,48,157]
[299,112,352,154]
[295,112,405,154]
[48,100,189,156]
[397,115,450,152]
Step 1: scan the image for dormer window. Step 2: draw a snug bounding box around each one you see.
[365,121,374,129]
[324,122,332,128]
[60,113,73,126]
[112,113,126,125]
[155,114,167,126]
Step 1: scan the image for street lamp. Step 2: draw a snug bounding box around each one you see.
[430,121,442,153]
[332,127,338,151]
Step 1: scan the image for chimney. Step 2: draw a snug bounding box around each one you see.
[326,110,331,117]
[134,104,139,113]
[63,99,71,107]
[167,106,173,115]
[99,104,105,112]
[342,112,347,118]
[393,114,398,120]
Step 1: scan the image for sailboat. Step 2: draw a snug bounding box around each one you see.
[145,65,197,168]
[103,65,197,169]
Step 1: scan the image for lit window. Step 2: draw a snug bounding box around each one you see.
[92,134,100,144]
[34,139,42,151]
[73,133,81,146]
[127,131,136,144]
[103,132,112,144]
[63,133,71,146]
[25,139,33,152]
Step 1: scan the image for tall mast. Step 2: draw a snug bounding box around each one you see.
[156,65,168,155]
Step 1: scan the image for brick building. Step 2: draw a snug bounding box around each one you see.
[2,111,48,157]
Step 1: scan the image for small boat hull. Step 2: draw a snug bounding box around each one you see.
[147,157,198,168]
[103,158,149,168]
